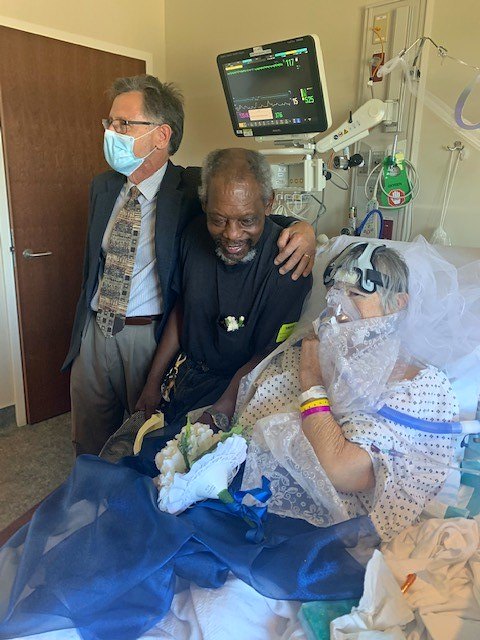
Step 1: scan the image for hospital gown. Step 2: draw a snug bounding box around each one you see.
[240,346,459,541]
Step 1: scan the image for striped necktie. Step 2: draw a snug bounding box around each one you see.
[96,185,142,337]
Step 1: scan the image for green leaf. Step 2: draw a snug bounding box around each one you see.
[218,424,243,442]
[178,418,192,471]
[218,488,234,504]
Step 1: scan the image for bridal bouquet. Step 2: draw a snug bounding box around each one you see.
[154,418,247,514]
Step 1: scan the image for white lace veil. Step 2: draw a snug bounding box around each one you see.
[317,310,406,415]
[402,238,480,369]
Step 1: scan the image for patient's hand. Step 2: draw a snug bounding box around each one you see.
[275,221,316,280]
[299,334,323,392]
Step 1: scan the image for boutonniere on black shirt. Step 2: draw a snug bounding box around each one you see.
[221,315,245,332]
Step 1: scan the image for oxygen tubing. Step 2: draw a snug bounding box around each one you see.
[378,405,462,434]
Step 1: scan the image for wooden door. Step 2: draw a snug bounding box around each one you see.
[0,27,145,423]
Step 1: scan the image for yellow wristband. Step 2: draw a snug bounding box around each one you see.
[301,398,330,411]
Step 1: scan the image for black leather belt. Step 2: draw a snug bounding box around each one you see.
[124,314,163,326]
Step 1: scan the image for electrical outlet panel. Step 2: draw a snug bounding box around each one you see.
[357,149,385,176]
[288,163,304,187]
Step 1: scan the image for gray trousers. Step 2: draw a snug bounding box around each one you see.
[70,314,158,456]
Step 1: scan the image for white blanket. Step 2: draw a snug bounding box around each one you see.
[13,576,306,640]
[332,517,480,639]
[145,575,305,640]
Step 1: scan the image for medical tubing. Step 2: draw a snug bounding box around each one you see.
[395,52,480,150]
[439,150,461,228]
[329,170,349,191]
[378,405,462,434]
[371,443,480,477]
[356,208,384,238]
[439,151,455,227]
[455,72,480,130]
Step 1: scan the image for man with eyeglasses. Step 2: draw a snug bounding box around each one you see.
[63,74,316,457]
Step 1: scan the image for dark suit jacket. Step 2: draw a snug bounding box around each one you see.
[62,161,202,370]
[63,160,296,370]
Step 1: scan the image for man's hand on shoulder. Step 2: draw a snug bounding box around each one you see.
[275,221,316,280]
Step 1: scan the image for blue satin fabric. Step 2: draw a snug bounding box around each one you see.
[0,456,379,640]
[200,475,272,542]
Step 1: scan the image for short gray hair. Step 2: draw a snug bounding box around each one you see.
[110,74,184,155]
[337,243,409,313]
[198,148,273,206]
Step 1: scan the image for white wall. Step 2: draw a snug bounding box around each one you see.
[411,0,480,246]
[165,0,480,247]
[0,0,166,77]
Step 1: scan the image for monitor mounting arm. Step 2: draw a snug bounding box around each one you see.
[315,98,398,153]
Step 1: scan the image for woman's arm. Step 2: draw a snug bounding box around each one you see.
[299,335,375,493]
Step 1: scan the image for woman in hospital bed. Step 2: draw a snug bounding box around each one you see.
[239,240,463,542]
[0,239,478,640]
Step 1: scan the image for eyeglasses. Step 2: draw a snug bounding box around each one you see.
[102,118,160,134]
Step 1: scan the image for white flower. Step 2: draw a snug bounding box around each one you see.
[161,454,185,474]
[155,443,186,475]
[224,315,246,332]
[159,470,175,490]
[225,316,239,331]
[189,423,220,458]
[154,421,223,491]
[154,439,187,492]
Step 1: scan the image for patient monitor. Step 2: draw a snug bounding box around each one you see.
[218,35,332,194]
[217,34,332,141]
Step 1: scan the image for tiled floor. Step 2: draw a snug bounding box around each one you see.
[0,406,74,529]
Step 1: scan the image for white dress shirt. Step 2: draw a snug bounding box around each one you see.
[91,162,168,316]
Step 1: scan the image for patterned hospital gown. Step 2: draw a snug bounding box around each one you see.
[239,346,459,541]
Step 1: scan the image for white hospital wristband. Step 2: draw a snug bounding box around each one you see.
[298,385,327,405]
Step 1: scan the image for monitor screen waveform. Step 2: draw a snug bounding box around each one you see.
[226,62,283,75]
[234,93,292,113]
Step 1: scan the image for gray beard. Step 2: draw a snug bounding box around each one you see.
[215,247,257,265]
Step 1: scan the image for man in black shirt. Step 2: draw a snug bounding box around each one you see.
[136,148,312,437]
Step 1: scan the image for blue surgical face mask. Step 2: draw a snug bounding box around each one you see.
[103,127,158,176]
